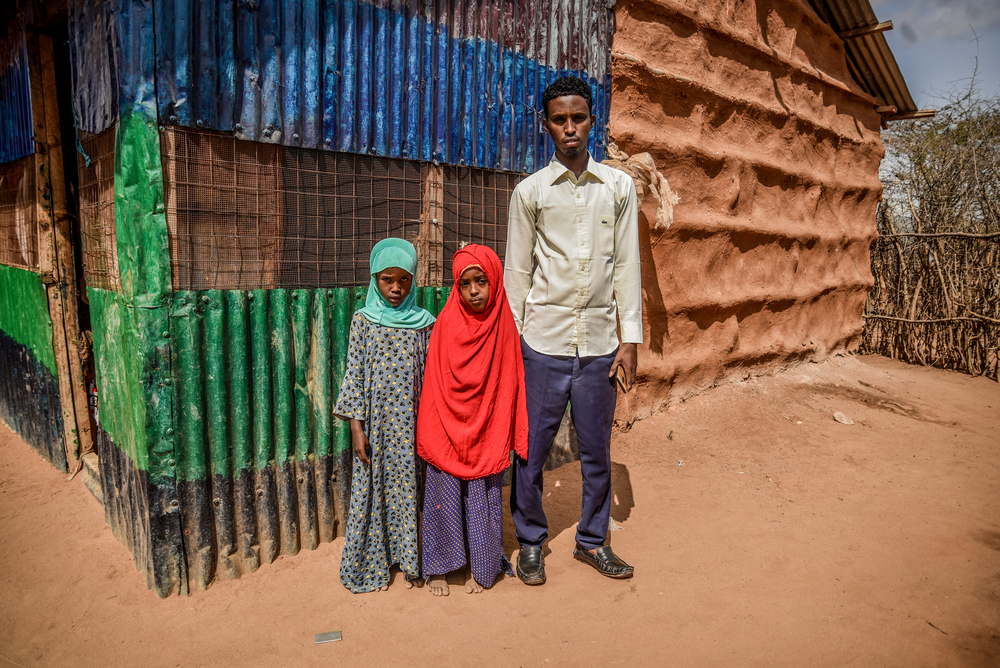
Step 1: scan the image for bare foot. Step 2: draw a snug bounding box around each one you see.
[403,575,423,589]
[428,575,449,597]
[465,566,485,594]
[375,585,388,592]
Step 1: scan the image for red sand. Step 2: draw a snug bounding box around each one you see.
[1,354,998,667]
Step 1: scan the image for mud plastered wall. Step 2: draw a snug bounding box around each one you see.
[612,0,884,414]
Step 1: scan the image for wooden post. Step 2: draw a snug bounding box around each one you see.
[28,30,93,469]
[417,164,444,286]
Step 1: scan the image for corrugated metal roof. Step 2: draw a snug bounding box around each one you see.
[69,0,615,173]
[810,0,934,120]
[0,16,35,164]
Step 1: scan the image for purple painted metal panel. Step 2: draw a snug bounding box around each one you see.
[0,15,34,163]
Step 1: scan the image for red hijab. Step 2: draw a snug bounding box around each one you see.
[417,245,528,479]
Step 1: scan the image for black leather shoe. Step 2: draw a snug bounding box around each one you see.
[573,544,634,579]
[516,546,546,585]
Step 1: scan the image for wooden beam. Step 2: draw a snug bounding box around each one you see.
[887,109,937,121]
[875,105,898,115]
[29,36,57,286]
[838,21,893,40]
[416,164,444,287]
[27,31,93,469]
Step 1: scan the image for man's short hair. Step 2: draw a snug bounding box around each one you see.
[542,76,594,117]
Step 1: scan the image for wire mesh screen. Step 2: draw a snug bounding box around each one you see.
[279,148,423,287]
[161,128,426,290]
[440,166,521,283]
[0,155,38,271]
[77,127,120,291]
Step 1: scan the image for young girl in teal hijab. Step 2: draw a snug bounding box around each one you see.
[334,238,435,593]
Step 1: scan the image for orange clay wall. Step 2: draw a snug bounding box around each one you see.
[612,0,884,418]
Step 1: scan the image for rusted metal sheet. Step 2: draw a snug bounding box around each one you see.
[0,13,34,163]
[68,0,614,172]
[67,0,119,134]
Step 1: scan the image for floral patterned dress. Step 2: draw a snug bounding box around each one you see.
[334,312,433,593]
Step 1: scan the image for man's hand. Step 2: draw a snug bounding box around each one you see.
[350,419,370,466]
[609,343,638,393]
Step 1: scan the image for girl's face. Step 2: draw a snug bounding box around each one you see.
[458,266,490,312]
[376,267,412,306]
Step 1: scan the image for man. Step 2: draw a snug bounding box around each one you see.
[505,76,641,584]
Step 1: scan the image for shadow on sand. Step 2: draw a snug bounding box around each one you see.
[501,459,635,557]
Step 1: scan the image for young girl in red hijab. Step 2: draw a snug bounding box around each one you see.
[416,244,529,595]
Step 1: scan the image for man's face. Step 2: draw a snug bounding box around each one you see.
[544,95,594,159]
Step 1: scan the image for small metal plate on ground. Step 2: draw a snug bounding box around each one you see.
[314,631,342,644]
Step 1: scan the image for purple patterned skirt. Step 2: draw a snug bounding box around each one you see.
[421,464,514,587]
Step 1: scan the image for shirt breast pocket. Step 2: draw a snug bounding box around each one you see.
[596,206,616,258]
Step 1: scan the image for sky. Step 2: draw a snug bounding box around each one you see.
[869,0,1000,109]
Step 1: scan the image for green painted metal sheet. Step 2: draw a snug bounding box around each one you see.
[87,286,146,469]
[92,105,186,597]
[0,264,56,376]
[168,286,455,480]
[96,280,447,594]
[114,110,171,307]
[163,285,448,576]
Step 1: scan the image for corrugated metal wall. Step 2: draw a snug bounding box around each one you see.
[166,286,448,589]
[68,0,613,595]
[70,0,614,173]
[0,13,66,472]
[169,286,447,591]
[0,14,34,163]
[0,265,65,471]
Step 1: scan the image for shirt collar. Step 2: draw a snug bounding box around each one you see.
[546,153,606,185]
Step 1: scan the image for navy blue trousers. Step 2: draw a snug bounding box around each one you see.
[511,339,618,551]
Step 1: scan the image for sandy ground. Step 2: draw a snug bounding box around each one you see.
[0,354,997,667]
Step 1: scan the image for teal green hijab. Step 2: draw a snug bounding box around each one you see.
[358,238,436,329]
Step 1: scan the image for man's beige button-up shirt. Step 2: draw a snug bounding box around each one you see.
[504,154,643,358]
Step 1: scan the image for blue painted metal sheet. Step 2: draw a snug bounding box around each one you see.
[114,0,159,123]
[0,17,34,164]
[68,0,613,171]
[147,0,613,172]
